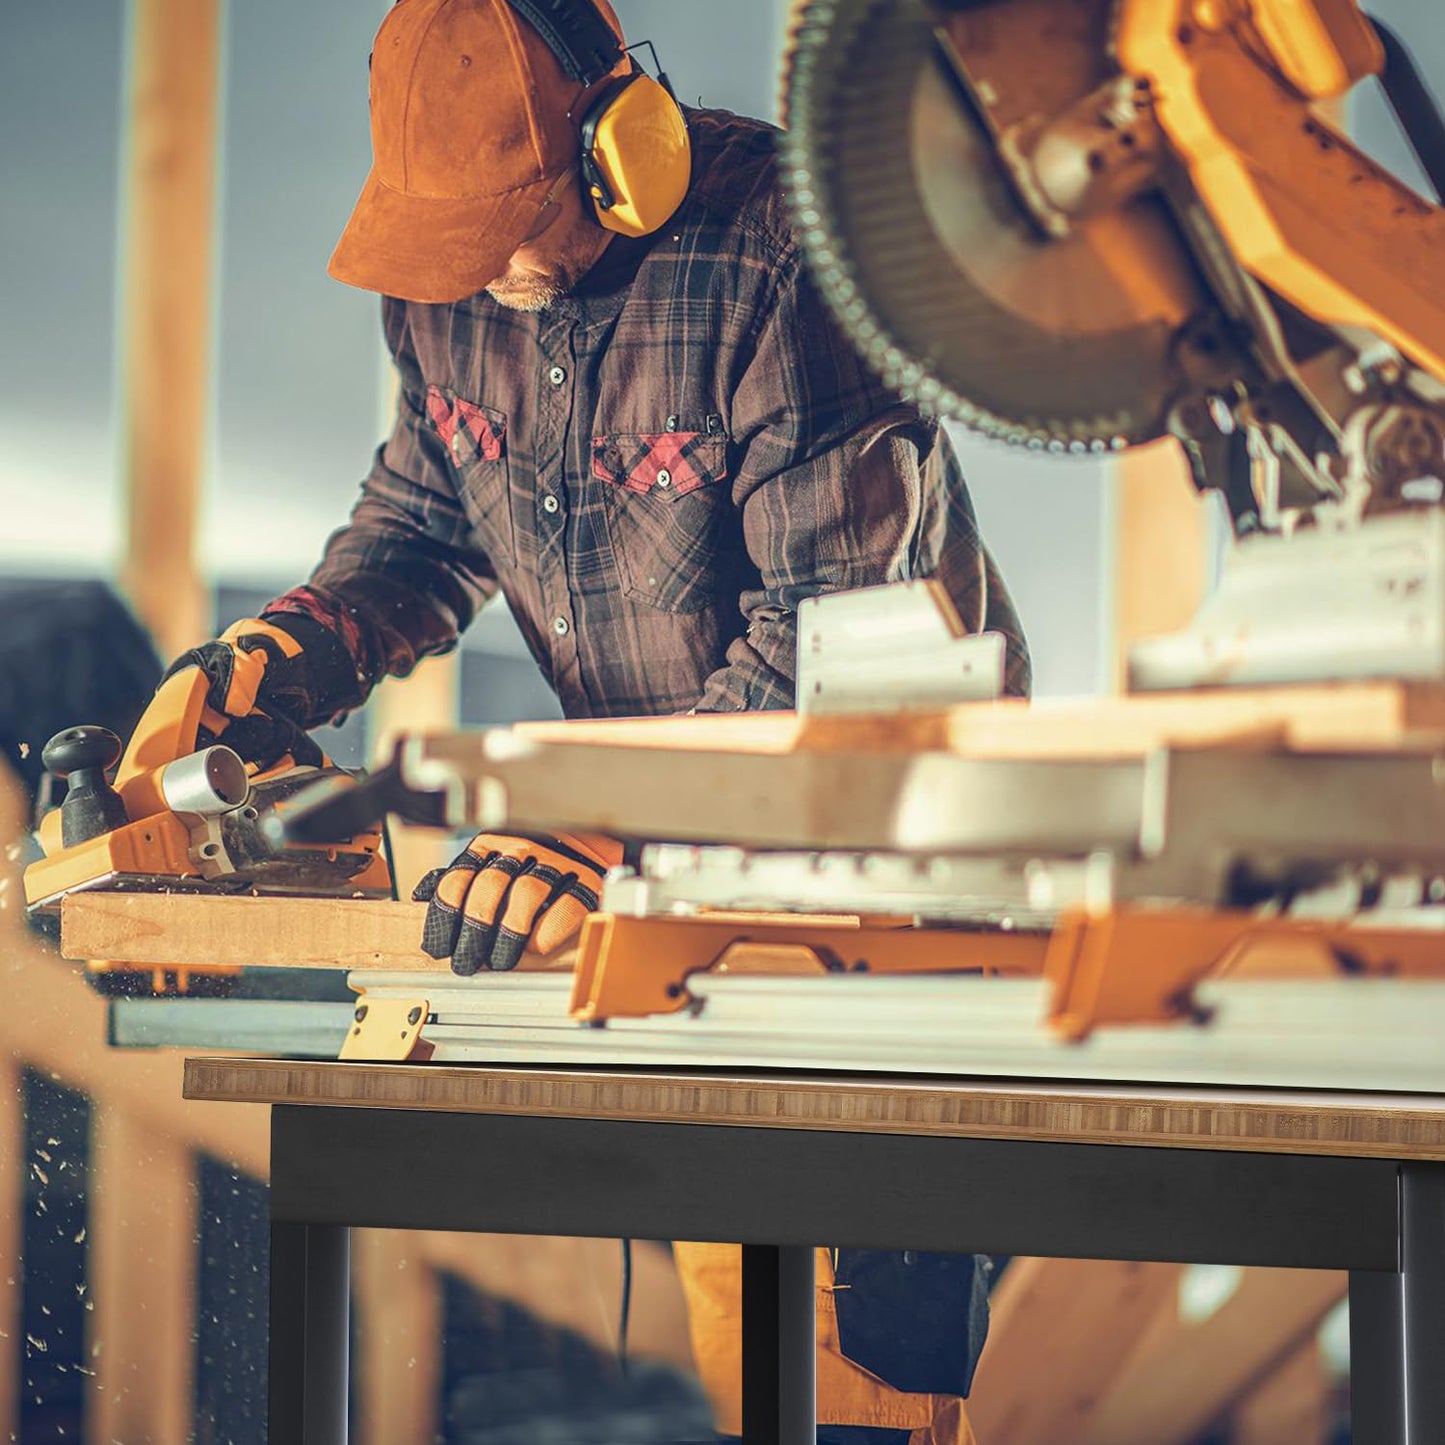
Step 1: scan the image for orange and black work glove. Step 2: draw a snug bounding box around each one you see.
[162,613,363,772]
[413,832,623,975]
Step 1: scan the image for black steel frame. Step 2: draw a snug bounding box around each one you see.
[265,1105,1444,1445]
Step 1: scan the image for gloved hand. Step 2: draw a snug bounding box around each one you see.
[413,832,623,974]
[162,613,362,772]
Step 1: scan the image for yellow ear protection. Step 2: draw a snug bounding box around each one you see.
[506,0,692,238]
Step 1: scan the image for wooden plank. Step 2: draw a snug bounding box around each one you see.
[88,1108,197,1445]
[515,680,1445,760]
[351,1231,442,1445]
[60,893,572,972]
[967,1258,1185,1445]
[181,1058,1445,1158]
[1085,1267,1345,1445]
[118,0,221,657]
[1228,1335,1329,1445]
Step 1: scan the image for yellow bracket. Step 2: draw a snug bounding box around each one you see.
[339,996,430,1061]
[568,912,1049,1023]
[569,906,1445,1038]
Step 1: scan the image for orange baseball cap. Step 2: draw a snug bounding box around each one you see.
[329,0,626,304]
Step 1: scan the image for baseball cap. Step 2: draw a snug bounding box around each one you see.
[329,0,626,304]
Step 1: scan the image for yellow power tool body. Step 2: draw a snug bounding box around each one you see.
[23,664,391,918]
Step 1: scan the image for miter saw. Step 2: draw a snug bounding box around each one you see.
[781,0,1445,687]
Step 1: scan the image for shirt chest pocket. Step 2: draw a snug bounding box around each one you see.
[591,431,734,613]
[426,384,515,565]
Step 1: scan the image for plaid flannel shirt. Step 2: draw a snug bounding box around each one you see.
[268,109,1030,720]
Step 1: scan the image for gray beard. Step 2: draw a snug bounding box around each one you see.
[484,277,567,312]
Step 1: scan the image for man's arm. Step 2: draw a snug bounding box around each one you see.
[692,244,1028,713]
[262,297,499,726]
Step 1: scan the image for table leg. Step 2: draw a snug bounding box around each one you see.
[269,1220,351,1445]
[1351,1162,1445,1444]
[742,1245,816,1445]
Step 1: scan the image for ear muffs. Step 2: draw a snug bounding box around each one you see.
[577,70,691,237]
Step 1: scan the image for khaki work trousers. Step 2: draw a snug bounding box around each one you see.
[674,1243,978,1445]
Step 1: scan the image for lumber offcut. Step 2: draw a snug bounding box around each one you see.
[60,892,569,972]
[516,680,1445,759]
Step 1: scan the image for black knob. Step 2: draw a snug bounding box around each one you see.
[42,726,129,848]
[43,725,122,780]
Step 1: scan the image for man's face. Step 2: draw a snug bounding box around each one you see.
[486,166,612,312]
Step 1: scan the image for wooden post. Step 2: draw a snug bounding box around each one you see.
[117,0,223,658]
[1108,439,1213,693]
[966,1258,1185,1445]
[351,1231,443,1445]
[1086,1267,1345,1445]
[87,1107,198,1445]
[1229,1337,1329,1445]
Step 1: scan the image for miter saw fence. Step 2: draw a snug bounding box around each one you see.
[780,0,1445,541]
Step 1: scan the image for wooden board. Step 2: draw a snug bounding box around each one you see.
[1086,1267,1344,1445]
[60,892,571,973]
[515,681,1445,760]
[966,1258,1185,1445]
[181,1058,1445,1159]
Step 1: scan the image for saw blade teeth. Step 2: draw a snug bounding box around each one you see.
[779,0,1182,453]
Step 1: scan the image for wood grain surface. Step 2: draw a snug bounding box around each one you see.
[60,893,571,972]
[182,1058,1445,1159]
[514,681,1445,758]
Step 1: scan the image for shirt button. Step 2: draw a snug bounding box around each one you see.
[656,468,672,488]
[542,494,560,514]
[553,616,570,636]
[665,415,679,432]
[548,365,567,386]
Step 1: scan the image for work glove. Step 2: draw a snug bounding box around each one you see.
[162,613,362,773]
[413,831,623,975]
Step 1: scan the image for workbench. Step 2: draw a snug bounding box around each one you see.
[182,1060,1445,1445]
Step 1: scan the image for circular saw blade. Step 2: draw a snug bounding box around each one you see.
[780,0,1210,448]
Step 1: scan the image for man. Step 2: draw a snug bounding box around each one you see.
[172,1,1028,1439]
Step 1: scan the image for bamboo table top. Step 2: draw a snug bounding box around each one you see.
[182,1057,1445,1161]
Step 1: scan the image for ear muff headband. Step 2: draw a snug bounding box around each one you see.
[505,0,620,83]
[506,0,692,238]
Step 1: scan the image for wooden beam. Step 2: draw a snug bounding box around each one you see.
[60,893,573,972]
[118,0,222,657]
[967,1258,1185,1445]
[516,679,1445,759]
[1228,1335,1329,1445]
[1085,1267,1346,1445]
[88,1107,197,1445]
[351,1230,442,1445]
